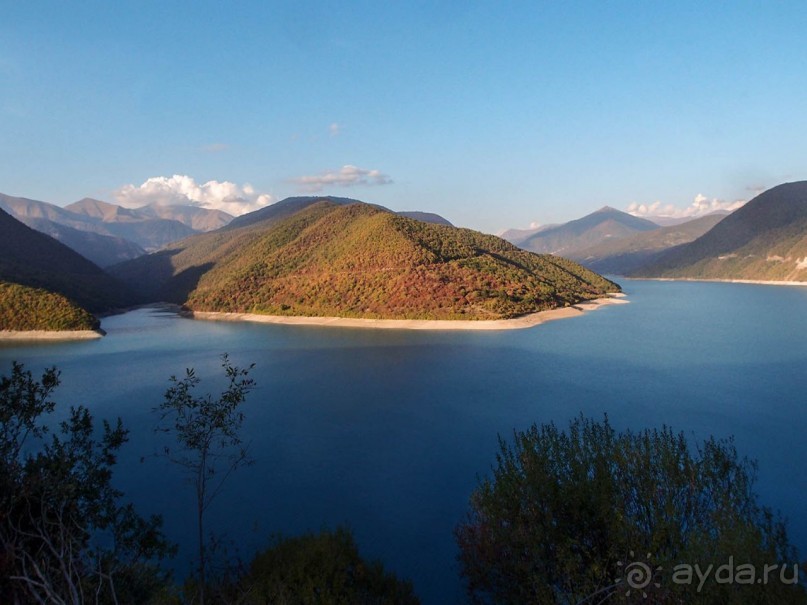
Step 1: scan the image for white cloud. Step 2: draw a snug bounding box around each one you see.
[329,122,342,137]
[627,194,746,219]
[291,165,393,192]
[115,175,274,216]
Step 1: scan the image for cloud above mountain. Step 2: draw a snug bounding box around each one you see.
[115,175,274,215]
[291,165,392,192]
[627,194,746,219]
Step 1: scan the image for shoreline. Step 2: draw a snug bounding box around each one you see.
[186,294,628,331]
[0,329,105,342]
[627,277,807,287]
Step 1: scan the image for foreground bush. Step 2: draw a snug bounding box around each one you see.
[0,362,174,604]
[456,415,805,604]
[213,527,419,604]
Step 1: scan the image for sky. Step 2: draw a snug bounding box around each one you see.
[1,1,806,233]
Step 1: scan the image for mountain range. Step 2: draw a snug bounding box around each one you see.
[0,193,234,266]
[569,214,727,275]
[0,193,454,268]
[504,207,660,256]
[500,206,741,276]
[5,180,806,333]
[632,181,807,281]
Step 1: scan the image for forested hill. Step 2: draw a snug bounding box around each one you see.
[112,201,620,320]
[632,181,807,281]
[0,209,131,312]
[0,282,100,331]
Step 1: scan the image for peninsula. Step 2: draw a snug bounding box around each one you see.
[112,199,621,322]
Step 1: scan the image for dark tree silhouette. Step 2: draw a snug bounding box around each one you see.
[155,354,255,605]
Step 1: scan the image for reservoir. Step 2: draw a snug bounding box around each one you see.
[2,279,805,603]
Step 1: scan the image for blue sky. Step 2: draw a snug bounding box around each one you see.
[1,1,805,232]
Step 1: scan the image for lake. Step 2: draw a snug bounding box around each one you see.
[1,279,805,603]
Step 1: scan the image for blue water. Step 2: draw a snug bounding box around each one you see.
[1,280,805,603]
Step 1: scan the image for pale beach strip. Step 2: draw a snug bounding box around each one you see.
[0,330,105,342]
[188,294,628,331]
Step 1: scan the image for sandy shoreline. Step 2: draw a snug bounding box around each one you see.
[0,329,105,342]
[187,294,628,331]
[629,277,807,287]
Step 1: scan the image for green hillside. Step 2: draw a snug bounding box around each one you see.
[633,182,807,281]
[113,202,620,320]
[0,209,131,312]
[0,282,99,331]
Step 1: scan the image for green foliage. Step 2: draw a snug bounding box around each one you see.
[229,527,420,604]
[155,354,255,605]
[0,361,174,604]
[456,415,805,604]
[0,281,99,331]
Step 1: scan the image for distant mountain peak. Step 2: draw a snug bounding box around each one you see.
[514,205,659,255]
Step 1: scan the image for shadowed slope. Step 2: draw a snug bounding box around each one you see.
[0,209,131,312]
[571,214,726,275]
[633,182,807,281]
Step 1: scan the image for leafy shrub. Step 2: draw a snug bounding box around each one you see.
[456,415,805,604]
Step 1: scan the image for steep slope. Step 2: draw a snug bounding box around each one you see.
[226,196,451,231]
[646,210,730,227]
[501,224,559,246]
[518,207,659,255]
[397,211,453,226]
[0,192,98,231]
[633,182,807,281]
[16,217,146,266]
[571,214,726,275]
[0,209,131,312]
[224,196,364,230]
[112,202,620,320]
[0,282,99,331]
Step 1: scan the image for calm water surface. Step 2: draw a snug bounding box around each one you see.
[1,280,805,603]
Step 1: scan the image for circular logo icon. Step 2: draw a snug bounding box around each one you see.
[616,551,662,598]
